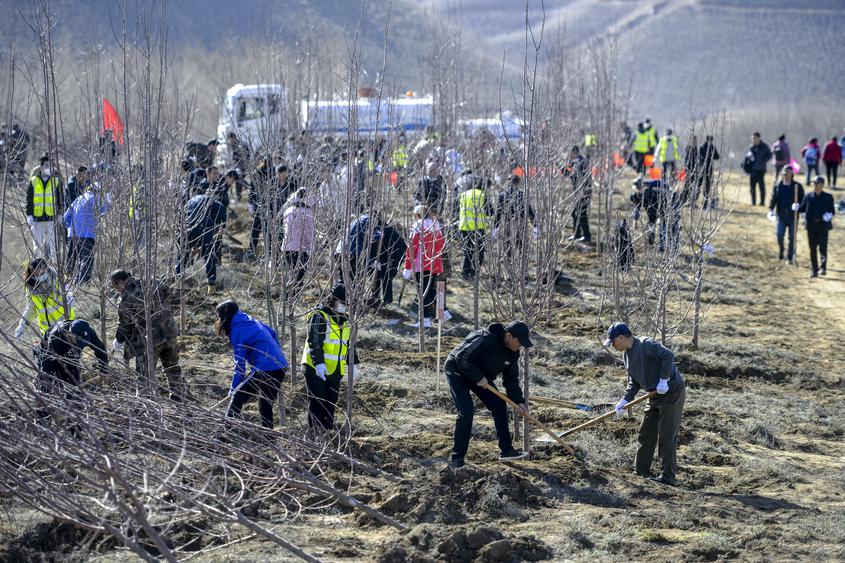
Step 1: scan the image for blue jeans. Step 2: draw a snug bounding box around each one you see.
[776,218,795,260]
[177,225,217,284]
[68,237,96,284]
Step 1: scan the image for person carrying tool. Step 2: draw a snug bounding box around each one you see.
[215,300,288,429]
[444,321,532,468]
[604,322,686,486]
[798,176,835,277]
[768,165,804,264]
[301,284,358,434]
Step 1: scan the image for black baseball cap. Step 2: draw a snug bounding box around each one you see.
[604,322,632,347]
[505,321,533,348]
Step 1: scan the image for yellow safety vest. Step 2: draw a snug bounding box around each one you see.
[459,188,488,231]
[584,133,597,147]
[301,310,350,376]
[658,135,680,162]
[646,127,658,149]
[129,182,142,219]
[633,131,651,154]
[392,144,408,169]
[31,176,59,217]
[30,289,75,335]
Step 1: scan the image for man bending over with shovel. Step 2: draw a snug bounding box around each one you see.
[605,322,686,486]
[444,321,532,468]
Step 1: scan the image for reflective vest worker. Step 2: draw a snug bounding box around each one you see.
[459,186,489,231]
[632,125,651,155]
[301,284,358,432]
[26,155,63,258]
[15,259,76,338]
[392,142,409,170]
[644,119,658,153]
[657,132,681,164]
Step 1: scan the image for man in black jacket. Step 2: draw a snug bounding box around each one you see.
[698,135,720,208]
[564,146,592,243]
[444,321,532,468]
[745,132,772,206]
[605,322,686,486]
[799,176,835,277]
[768,165,804,263]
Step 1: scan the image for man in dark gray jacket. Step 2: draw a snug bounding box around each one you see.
[604,322,686,486]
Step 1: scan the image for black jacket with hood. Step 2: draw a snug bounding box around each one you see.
[444,323,525,404]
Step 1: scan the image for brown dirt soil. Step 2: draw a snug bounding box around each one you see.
[3,174,844,561]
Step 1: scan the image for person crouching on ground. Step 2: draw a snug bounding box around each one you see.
[216,300,288,429]
[444,320,532,468]
[604,322,686,486]
[301,284,358,434]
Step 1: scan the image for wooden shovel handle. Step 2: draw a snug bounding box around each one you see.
[557,392,656,439]
[485,386,576,456]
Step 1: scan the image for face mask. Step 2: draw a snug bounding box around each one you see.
[35,272,49,283]
[41,167,51,177]
[335,303,347,314]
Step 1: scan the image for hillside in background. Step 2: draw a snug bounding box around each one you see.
[1,0,842,148]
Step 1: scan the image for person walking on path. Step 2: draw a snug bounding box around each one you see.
[801,138,822,187]
[798,176,835,277]
[744,132,772,206]
[822,137,841,188]
[768,165,804,264]
[771,134,791,184]
[604,322,686,486]
[444,321,532,468]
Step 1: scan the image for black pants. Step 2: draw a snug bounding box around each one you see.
[661,161,676,183]
[304,366,342,430]
[572,205,591,240]
[67,237,96,284]
[446,370,513,460]
[178,227,216,284]
[807,228,829,274]
[284,251,309,292]
[250,212,263,252]
[774,163,785,184]
[749,171,766,205]
[698,171,715,208]
[636,383,685,482]
[825,162,838,187]
[227,368,285,428]
[460,230,485,278]
[415,270,437,319]
[379,267,399,304]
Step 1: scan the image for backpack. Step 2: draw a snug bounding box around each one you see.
[773,144,785,162]
[805,146,819,166]
[741,153,753,174]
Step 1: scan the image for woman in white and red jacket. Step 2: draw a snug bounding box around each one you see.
[403,205,445,327]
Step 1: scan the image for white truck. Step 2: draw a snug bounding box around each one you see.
[217,83,287,151]
[300,91,433,136]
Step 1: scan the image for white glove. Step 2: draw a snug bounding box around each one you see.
[823,212,833,222]
[66,292,76,308]
[791,202,800,211]
[656,379,669,394]
[26,215,34,227]
[767,210,776,222]
[532,226,540,240]
[14,322,25,339]
[248,204,256,216]
[402,269,413,281]
[112,339,124,353]
[491,227,499,240]
[614,399,629,418]
[315,363,328,381]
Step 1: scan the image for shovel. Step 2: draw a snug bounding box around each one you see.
[485,386,576,455]
[535,392,656,443]
[531,396,614,412]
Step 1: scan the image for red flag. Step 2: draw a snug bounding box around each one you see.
[102,98,125,145]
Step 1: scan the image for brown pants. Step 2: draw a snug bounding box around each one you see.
[636,382,686,483]
[135,338,185,400]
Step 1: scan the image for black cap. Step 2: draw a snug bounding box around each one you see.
[604,322,632,347]
[505,321,533,348]
[813,175,825,185]
[331,284,346,303]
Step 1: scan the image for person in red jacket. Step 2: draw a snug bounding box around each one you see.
[822,136,842,188]
[403,204,445,328]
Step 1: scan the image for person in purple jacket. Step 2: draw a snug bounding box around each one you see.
[215,300,288,428]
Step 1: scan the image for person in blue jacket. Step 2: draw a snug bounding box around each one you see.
[63,182,111,284]
[215,300,288,429]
